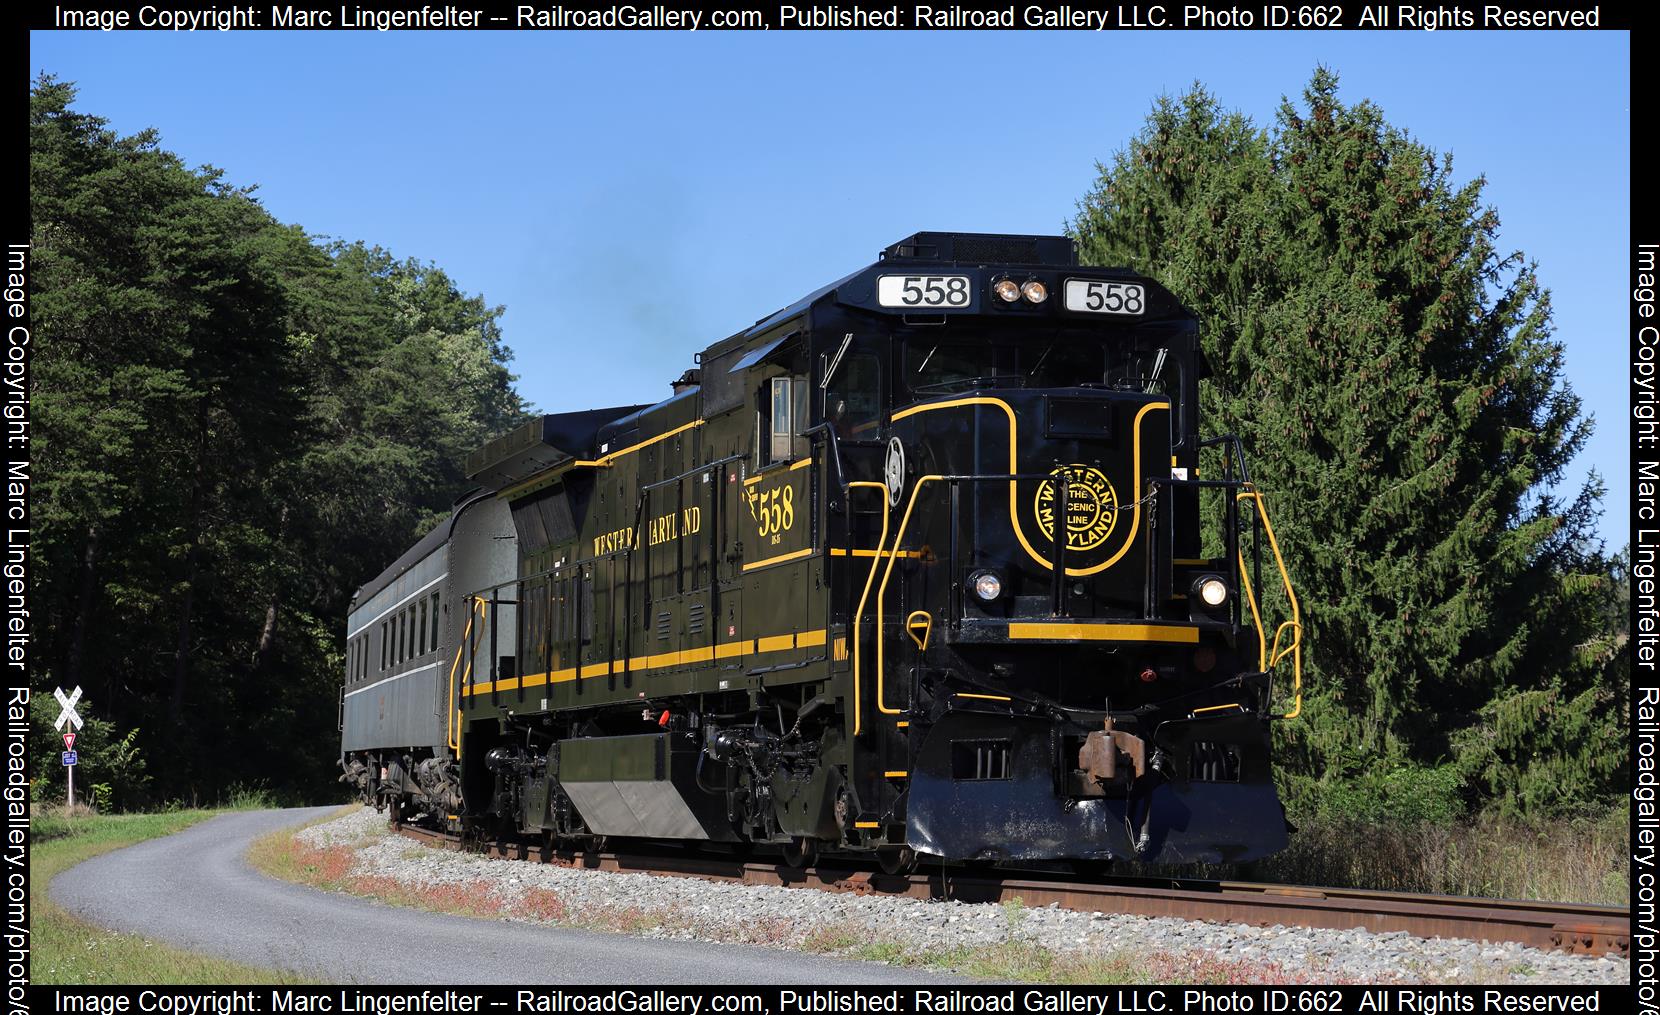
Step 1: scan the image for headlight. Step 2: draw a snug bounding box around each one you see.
[1021,280,1048,304]
[1195,575,1229,608]
[993,279,1021,303]
[970,570,1003,601]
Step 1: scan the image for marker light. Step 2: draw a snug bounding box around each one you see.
[1021,280,1048,304]
[1196,576,1229,608]
[970,570,1003,602]
[993,279,1022,303]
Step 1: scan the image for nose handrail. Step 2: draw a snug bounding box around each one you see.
[1234,487,1302,719]
[847,480,890,737]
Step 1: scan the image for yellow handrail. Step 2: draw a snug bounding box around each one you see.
[1236,546,1269,672]
[446,598,489,756]
[847,482,889,737]
[1234,488,1302,719]
[875,475,946,718]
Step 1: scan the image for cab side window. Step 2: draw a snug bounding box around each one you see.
[762,375,809,466]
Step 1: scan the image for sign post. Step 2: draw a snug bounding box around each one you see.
[53,686,84,809]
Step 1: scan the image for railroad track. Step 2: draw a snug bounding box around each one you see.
[392,823,1629,958]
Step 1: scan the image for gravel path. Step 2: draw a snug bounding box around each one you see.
[48,807,960,984]
[295,807,1628,985]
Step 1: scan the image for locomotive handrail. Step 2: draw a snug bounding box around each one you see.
[798,422,847,492]
[1235,488,1302,719]
[1147,469,1303,720]
[1144,474,1248,627]
[874,474,945,718]
[1198,433,1253,485]
[848,480,889,737]
[446,596,488,757]
[870,471,1064,720]
[1235,540,1270,672]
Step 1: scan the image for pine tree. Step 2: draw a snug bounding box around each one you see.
[1071,70,1623,817]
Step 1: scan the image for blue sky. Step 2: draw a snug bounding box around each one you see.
[29,30,1630,545]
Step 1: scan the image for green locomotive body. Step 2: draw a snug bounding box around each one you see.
[344,232,1303,867]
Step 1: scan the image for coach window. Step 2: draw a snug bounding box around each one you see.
[430,592,441,649]
[418,598,428,656]
[380,621,388,671]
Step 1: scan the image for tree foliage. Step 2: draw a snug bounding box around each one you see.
[29,694,151,811]
[1071,70,1624,817]
[30,77,529,801]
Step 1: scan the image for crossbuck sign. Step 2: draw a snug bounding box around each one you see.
[54,687,84,808]
[54,686,83,731]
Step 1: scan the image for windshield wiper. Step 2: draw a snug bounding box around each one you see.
[913,374,1028,394]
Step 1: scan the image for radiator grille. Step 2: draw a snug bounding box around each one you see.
[951,739,1012,781]
[951,237,1039,264]
[1190,741,1241,782]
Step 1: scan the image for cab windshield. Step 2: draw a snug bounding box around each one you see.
[903,333,1175,399]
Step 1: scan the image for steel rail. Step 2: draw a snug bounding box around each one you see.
[389,823,1628,958]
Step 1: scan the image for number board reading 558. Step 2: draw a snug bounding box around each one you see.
[878,274,973,309]
[1065,278,1145,315]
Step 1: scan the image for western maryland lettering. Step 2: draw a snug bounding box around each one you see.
[1034,464,1119,553]
[592,527,633,556]
[594,507,703,555]
[649,506,702,547]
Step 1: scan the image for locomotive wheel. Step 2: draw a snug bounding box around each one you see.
[581,835,608,867]
[782,836,820,869]
[876,845,917,876]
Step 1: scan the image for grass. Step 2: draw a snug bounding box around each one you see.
[1115,805,1630,907]
[795,921,1368,984]
[1250,807,1631,905]
[33,806,310,984]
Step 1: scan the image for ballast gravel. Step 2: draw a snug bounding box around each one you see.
[296,807,1626,985]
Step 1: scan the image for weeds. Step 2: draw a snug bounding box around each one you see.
[344,875,501,918]
[1118,804,1629,906]
[514,889,569,922]
[222,782,276,811]
[1250,807,1630,905]
[800,923,865,953]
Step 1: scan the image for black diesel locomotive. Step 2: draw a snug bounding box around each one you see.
[339,232,1303,869]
